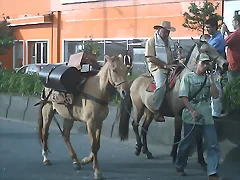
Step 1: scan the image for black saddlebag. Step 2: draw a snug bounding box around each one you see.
[39,64,82,93]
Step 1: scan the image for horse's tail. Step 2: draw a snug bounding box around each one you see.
[118,80,133,141]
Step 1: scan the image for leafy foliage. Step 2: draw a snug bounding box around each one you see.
[83,38,100,57]
[0,69,43,96]
[182,0,223,34]
[222,79,240,115]
[0,19,15,56]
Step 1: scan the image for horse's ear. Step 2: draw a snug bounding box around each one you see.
[196,42,202,51]
[191,37,201,51]
[105,55,110,62]
[118,54,123,61]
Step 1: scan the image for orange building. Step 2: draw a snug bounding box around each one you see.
[0,0,223,70]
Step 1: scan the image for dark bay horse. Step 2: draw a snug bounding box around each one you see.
[38,55,128,180]
[118,41,228,162]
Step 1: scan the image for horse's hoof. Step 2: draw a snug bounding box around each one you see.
[145,152,154,159]
[135,150,141,156]
[73,162,81,170]
[94,171,104,180]
[43,160,52,166]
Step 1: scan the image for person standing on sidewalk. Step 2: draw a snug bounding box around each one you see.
[175,53,222,180]
[221,14,240,82]
[206,18,226,119]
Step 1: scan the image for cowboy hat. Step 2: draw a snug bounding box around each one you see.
[198,53,211,61]
[153,21,176,32]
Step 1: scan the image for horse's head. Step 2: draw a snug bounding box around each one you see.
[197,41,228,74]
[105,54,128,98]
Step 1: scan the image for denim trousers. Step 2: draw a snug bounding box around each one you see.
[211,70,223,117]
[175,123,220,176]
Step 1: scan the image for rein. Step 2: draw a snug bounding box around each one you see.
[116,98,197,146]
[80,65,128,106]
[108,68,127,88]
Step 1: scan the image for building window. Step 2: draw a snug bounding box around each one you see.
[63,38,151,75]
[31,42,48,64]
[105,40,127,57]
[64,41,84,62]
[13,40,24,69]
[63,40,105,62]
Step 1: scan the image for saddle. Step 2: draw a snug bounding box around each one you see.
[146,64,184,92]
[39,52,100,105]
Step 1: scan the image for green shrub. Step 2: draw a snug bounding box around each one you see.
[222,79,240,114]
[0,69,140,103]
[0,69,43,96]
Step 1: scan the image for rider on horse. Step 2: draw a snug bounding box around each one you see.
[145,21,180,122]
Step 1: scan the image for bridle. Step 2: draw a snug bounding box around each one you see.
[108,68,127,89]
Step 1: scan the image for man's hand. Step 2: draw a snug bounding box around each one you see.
[221,23,230,35]
[179,58,186,64]
[166,64,177,70]
[191,111,201,122]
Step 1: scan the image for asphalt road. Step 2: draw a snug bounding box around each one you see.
[0,119,239,180]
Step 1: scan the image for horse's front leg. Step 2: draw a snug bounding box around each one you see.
[82,121,103,180]
[41,103,55,166]
[62,118,81,170]
[132,103,144,156]
[141,110,154,159]
[170,115,182,163]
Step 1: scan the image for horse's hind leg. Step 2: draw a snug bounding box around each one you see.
[132,101,144,156]
[141,109,154,159]
[62,119,81,170]
[41,103,55,166]
[170,116,182,162]
[82,121,103,180]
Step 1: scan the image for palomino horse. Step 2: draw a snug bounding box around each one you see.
[118,41,228,162]
[38,55,128,180]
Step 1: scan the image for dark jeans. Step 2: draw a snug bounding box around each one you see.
[175,123,220,176]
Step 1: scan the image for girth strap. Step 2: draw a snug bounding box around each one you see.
[82,92,108,106]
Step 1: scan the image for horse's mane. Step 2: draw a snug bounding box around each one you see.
[184,44,196,65]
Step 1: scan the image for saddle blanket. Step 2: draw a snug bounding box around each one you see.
[146,65,184,92]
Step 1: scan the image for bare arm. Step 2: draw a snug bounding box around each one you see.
[182,96,195,113]
[182,97,200,121]
[147,56,176,69]
[147,56,166,68]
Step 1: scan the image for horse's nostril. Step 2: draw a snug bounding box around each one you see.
[122,90,126,96]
